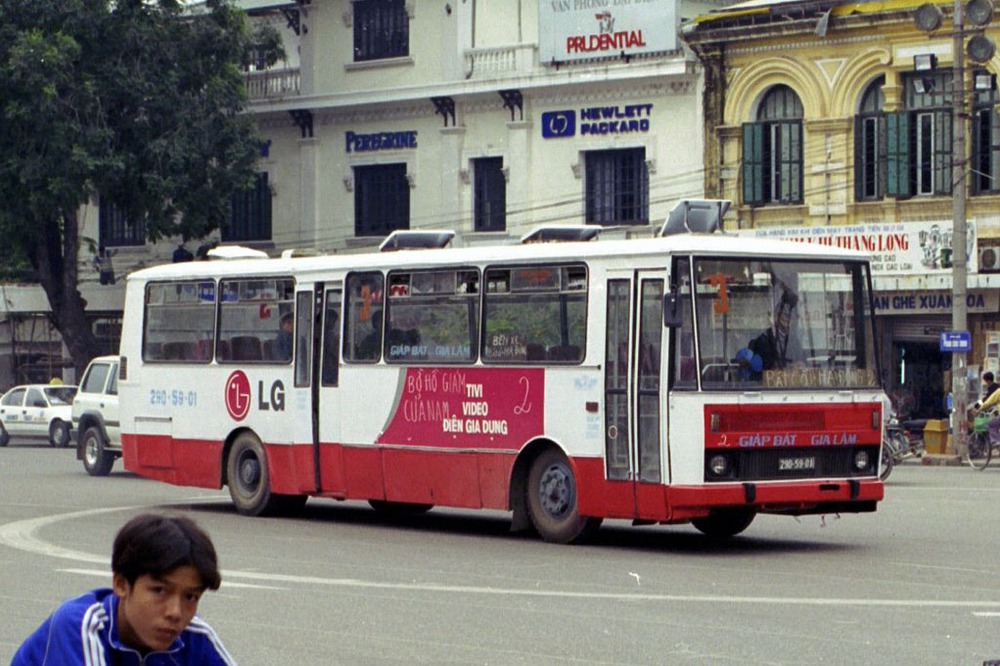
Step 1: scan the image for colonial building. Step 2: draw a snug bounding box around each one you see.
[2,0,721,387]
[239,0,707,252]
[684,0,1000,418]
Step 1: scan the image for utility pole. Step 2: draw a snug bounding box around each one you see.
[952,0,969,458]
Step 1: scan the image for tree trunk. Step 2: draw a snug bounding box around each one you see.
[31,209,102,379]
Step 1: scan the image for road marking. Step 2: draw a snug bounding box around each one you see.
[58,568,287,591]
[0,498,227,564]
[973,611,1000,617]
[5,503,1000,610]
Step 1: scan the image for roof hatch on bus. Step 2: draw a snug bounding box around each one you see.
[520,225,602,244]
[379,230,456,252]
[659,199,730,236]
[206,245,270,260]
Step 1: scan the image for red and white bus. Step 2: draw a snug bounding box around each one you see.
[118,226,885,542]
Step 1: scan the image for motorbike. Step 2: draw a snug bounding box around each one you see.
[880,413,926,481]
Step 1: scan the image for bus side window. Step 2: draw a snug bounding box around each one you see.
[384,269,479,364]
[143,281,216,364]
[482,264,587,365]
[217,277,295,365]
[345,272,384,363]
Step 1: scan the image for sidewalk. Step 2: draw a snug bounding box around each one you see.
[920,453,965,467]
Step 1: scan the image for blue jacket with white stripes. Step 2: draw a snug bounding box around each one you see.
[11,588,236,666]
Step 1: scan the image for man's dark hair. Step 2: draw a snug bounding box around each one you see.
[985,371,995,383]
[112,514,221,590]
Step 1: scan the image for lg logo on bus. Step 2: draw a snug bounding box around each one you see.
[225,370,285,422]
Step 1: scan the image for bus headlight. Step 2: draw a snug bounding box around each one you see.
[853,450,870,471]
[708,454,729,476]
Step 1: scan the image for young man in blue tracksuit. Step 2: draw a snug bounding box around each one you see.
[12,513,236,665]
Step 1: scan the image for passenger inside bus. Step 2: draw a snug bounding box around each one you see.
[355,309,382,360]
[272,313,294,361]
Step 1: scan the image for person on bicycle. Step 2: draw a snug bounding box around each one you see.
[971,372,1000,443]
[980,372,1000,403]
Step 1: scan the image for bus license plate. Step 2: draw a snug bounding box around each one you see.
[778,456,815,472]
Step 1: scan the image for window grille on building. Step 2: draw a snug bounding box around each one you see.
[98,200,146,247]
[585,148,649,226]
[226,172,272,243]
[473,157,506,232]
[353,0,409,62]
[354,163,410,237]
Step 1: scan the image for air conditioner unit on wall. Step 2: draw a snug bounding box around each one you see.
[979,245,1000,272]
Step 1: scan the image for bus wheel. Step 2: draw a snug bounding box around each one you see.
[692,508,756,538]
[227,433,287,516]
[82,427,114,476]
[526,449,601,544]
[368,500,433,515]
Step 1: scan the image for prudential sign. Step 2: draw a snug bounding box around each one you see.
[539,0,679,64]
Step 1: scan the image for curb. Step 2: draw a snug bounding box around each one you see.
[921,454,965,466]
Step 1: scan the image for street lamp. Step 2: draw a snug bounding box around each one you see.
[915,0,995,457]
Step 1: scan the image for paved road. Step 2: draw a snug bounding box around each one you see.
[1,442,999,665]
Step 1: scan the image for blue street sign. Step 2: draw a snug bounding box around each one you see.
[940,331,972,353]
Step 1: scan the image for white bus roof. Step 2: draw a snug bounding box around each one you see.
[127,233,870,283]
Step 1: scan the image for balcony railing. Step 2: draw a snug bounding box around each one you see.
[245,68,301,101]
[463,44,537,79]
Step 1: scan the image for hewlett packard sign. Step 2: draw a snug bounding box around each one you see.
[542,104,654,138]
[539,0,679,64]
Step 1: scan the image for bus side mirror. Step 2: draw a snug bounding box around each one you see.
[663,288,683,328]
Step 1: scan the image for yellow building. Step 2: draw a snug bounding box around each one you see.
[684,0,1000,418]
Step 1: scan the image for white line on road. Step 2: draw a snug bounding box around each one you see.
[5,503,1000,611]
[58,568,287,591]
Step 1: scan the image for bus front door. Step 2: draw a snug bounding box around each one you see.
[604,272,665,520]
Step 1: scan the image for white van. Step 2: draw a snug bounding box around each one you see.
[72,355,120,476]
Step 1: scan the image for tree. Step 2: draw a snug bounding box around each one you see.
[0,0,282,376]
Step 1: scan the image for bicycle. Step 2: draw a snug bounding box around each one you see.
[967,411,998,470]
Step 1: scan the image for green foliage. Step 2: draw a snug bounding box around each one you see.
[0,0,284,245]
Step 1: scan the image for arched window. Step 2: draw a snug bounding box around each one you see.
[972,70,1000,195]
[742,85,803,205]
[855,76,885,201]
[884,71,954,197]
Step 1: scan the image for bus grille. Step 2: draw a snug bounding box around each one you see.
[704,446,879,482]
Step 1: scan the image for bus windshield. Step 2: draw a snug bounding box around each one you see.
[674,257,879,390]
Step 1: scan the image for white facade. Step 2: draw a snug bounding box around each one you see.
[2,0,721,386]
[244,0,708,251]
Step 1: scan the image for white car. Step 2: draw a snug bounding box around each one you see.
[72,356,121,476]
[0,384,78,447]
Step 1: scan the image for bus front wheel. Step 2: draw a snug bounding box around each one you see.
[227,434,306,517]
[526,449,601,544]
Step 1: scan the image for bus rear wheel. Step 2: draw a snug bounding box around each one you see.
[526,449,601,544]
[692,508,756,538]
[227,433,306,516]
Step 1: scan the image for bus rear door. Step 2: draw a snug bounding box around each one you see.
[314,284,346,495]
[604,271,666,521]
